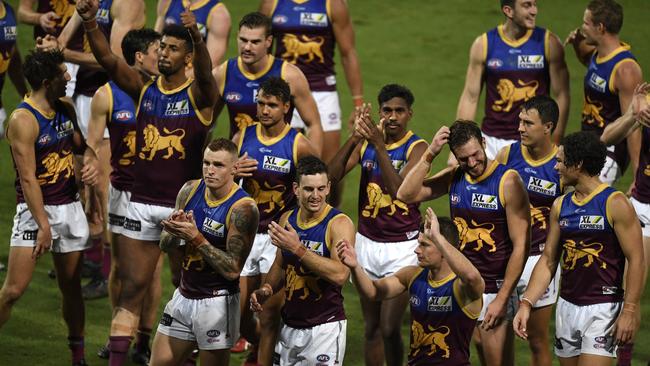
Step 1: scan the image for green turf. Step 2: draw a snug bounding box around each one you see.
[0,0,649,364]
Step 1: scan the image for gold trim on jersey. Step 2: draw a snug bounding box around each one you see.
[269,0,279,15]
[521,144,558,167]
[238,55,277,80]
[0,2,6,20]
[427,271,455,288]
[157,76,193,95]
[609,58,640,94]
[291,0,310,4]
[544,29,550,61]
[452,278,482,319]
[184,179,203,207]
[255,122,292,146]
[292,132,304,167]
[226,196,256,228]
[205,2,224,27]
[135,78,155,117]
[408,267,425,289]
[595,42,631,64]
[465,160,499,184]
[187,86,213,126]
[324,213,346,251]
[498,169,519,206]
[205,182,239,208]
[183,0,211,11]
[359,140,368,160]
[571,183,609,206]
[480,33,488,63]
[218,60,227,95]
[386,130,414,150]
[297,204,333,230]
[24,96,55,119]
[406,138,427,160]
[605,190,625,228]
[105,83,114,121]
[497,24,533,48]
[325,0,332,19]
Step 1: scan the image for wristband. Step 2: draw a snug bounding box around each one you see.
[293,245,308,260]
[82,18,98,32]
[520,297,534,308]
[188,232,206,248]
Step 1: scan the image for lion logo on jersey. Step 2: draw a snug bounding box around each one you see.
[562,239,607,270]
[492,79,539,112]
[644,164,650,176]
[50,0,75,28]
[362,183,409,218]
[530,205,550,230]
[38,150,74,184]
[285,264,322,301]
[246,180,285,213]
[409,321,451,358]
[582,96,606,128]
[234,113,255,131]
[139,124,186,161]
[454,217,496,252]
[281,34,325,64]
[182,247,205,271]
[119,131,136,165]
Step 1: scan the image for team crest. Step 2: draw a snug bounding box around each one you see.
[38,150,74,184]
[362,183,409,218]
[562,239,607,270]
[139,124,186,160]
[454,217,496,252]
[281,34,325,64]
[410,321,451,359]
[492,79,539,112]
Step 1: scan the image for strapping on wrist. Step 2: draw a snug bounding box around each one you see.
[188,232,206,248]
[293,245,308,260]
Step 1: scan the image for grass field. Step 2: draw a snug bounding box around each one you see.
[0,0,649,364]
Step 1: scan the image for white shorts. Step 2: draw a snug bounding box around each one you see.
[630,197,650,237]
[274,320,346,366]
[0,107,7,138]
[107,183,131,235]
[554,298,620,358]
[122,201,173,242]
[517,254,560,308]
[157,288,240,350]
[74,93,109,139]
[478,291,519,322]
[290,91,341,132]
[599,149,621,186]
[64,62,79,98]
[483,133,518,161]
[355,232,418,280]
[240,233,276,276]
[10,201,90,253]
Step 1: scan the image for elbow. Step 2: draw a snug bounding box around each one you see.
[223,271,240,282]
[396,189,414,204]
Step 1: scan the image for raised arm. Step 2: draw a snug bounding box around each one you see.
[76,0,143,99]
[154,0,170,32]
[547,32,570,143]
[327,132,362,186]
[456,35,485,120]
[601,82,649,145]
[284,63,323,156]
[205,3,230,66]
[617,61,644,189]
[564,28,595,67]
[108,0,145,59]
[18,0,60,32]
[183,9,218,114]
[7,48,28,97]
[330,0,363,106]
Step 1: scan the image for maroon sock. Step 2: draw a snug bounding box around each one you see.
[135,328,151,353]
[109,336,132,366]
[84,237,103,264]
[616,342,633,366]
[101,244,111,279]
[67,336,85,364]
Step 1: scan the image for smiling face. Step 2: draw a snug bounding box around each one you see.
[505,0,538,30]
[451,137,488,178]
[554,145,579,186]
[293,173,330,215]
[202,148,236,191]
[379,97,412,140]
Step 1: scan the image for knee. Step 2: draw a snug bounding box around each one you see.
[0,285,26,306]
[527,334,549,354]
[380,323,402,341]
[259,308,280,328]
[364,323,381,341]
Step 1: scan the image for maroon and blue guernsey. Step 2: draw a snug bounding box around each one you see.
[105,81,137,192]
[281,206,346,329]
[504,142,561,256]
[220,56,286,137]
[357,131,426,242]
[632,123,650,204]
[12,97,77,205]
[162,0,222,41]
[270,0,336,92]
[408,270,479,365]
[483,25,550,140]
[180,181,253,299]
[581,44,637,170]
[131,77,212,207]
[449,161,517,293]
[0,1,17,107]
[237,123,302,232]
[557,184,625,305]
[33,0,76,39]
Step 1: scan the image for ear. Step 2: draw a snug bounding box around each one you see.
[292,181,299,196]
[184,51,194,66]
[283,101,291,114]
[502,5,514,19]
[543,121,554,135]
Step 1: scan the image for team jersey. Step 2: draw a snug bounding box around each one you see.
[33,0,75,39]
[180,180,253,299]
[219,56,286,137]
[238,123,302,232]
[11,97,77,205]
[70,0,113,96]
[162,0,222,41]
[503,142,561,256]
[131,77,212,207]
[633,121,650,203]
[408,270,479,366]
[105,81,137,192]
[0,1,17,105]
[557,184,625,305]
[270,0,336,92]
[281,205,346,328]
[357,131,425,242]
[582,44,638,169]
[483,25,550,140]
[449,161,517,293]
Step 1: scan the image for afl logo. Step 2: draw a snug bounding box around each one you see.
[206,330,220,337]
[273,15,288,24]
[410,295,421,306]
[225,92,242,103]
[487,58,503,69]
[316,355,330,362]
[450,194,460,205]
[116,110,133,121]
[38,134,52,145]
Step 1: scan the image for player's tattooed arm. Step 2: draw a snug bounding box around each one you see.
[198,200,259,279]
[159,180,199,252]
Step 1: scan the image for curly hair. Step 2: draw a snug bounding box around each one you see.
[23,49,65,90]
[377,84,415,108]
[561,132,606,176]
[259,77,291,104]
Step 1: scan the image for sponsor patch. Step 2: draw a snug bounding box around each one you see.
[301,240,324,255]
[362,160,376,170]
[316,355,330,362]
[410,295,421,306]
[160,313,173,326]
[38,134,52,146]
[300,12,328,27]
[325,75,336,86]
[487,58,503,69]
[579,215,604,230]
[589,73,607,93]
[202,218,225,237]
[22,230,38,241]
[259,147,272,153]
[224,92,242,103]
[427,296,452,312]
[4,26,16,40]
[108,214,125,227]
[272,15,288,24]
[55,120,74,138]
[165,100,190,116]
[602,286,618,295]
[115,110,133,121]
[517,55,544,69]
[527,176,557,196]
[262,155,291,173]
[471,193,498,210]
[554,337,563,350]
[124,218,142,232]
[142,99,154,112]
[450,194,460,205]
[206,329,221,337]
[391,159,405,171]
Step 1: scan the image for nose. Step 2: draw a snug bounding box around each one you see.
[530,5,538,16]
[64,72,71,82]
